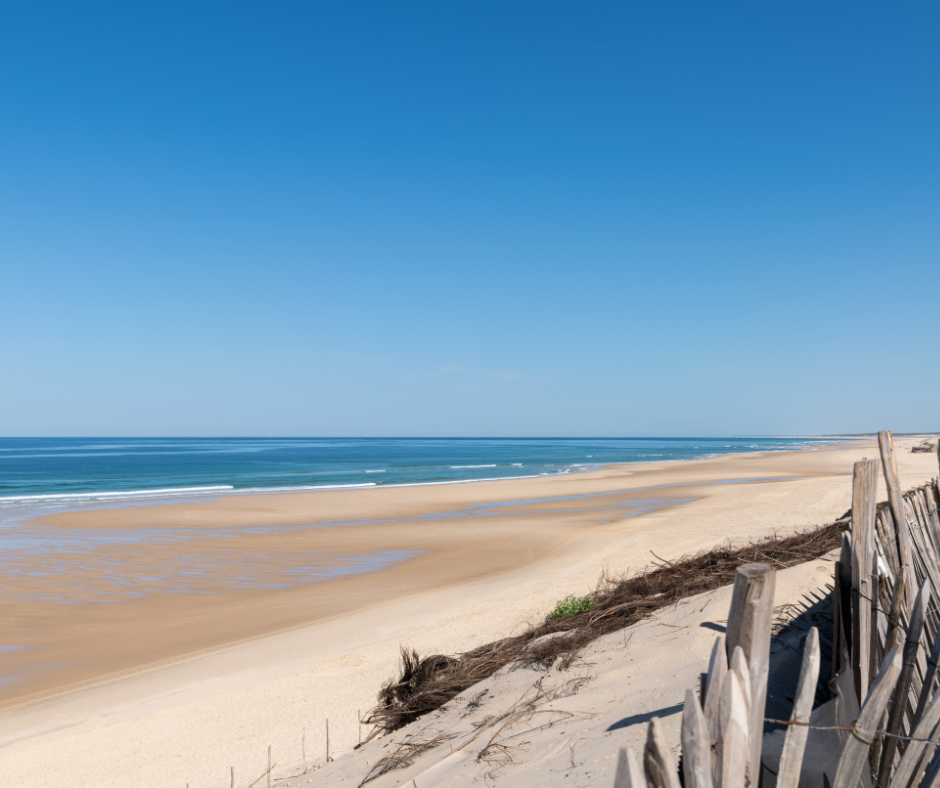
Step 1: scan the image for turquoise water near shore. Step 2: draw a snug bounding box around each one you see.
[0,437,839,506]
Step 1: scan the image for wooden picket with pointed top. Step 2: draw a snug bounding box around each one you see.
[681,690,712,788]
[643,717,681,788]
[615,747,648,788]
[724,562,775,783]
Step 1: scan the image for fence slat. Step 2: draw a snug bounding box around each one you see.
[832,644,902,788]
[887,686,940,788]
[729,645,752,715]
[615,747,648,788]
[833,561,843,683]
[881,430,916,612]
[724,562,775,782]
[854,460,878,700]
[681,689,713,788]
[919,749,940,788]
[776,627,820,788]
[718,669,749,788]
[643,717,681,788]
[703,636,727,748]
[887,568,909,653]
[880,583,931,788]
[914,632,940,728]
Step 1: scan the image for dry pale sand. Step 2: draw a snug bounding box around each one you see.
[1,437,937,787]
[301,549,840,788]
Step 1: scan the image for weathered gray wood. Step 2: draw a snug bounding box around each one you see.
[881,430,916,611]
[909,501,940,605]
[882,510,902,576]
[853,539,871,703]
[833,561,843,683]
[855,459,879,574]
[841,536,855,661]
[841,533,854,585]
[914,630,940,728]
[644,716,682,788]
[703,636,727,747]
[832,644,902,788]
[887,567,909,653]
[615,746,648,788]
[919,748,940,788]
[923,488,940,559]
[873,564,884,686]
[724,562,775,782]
[776,627,820,788]
[718,669,749,788]
[729,645,752,715]
[854,460,879,701]
[880,581,931,788]
[681,689,713,788]
[887,686,940,788]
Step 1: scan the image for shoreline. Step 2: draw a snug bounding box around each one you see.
[0,436,852,511]
[2,436,936,788]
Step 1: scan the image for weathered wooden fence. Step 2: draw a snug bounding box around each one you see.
[615,430,940,788]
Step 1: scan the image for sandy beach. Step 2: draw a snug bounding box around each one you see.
[2,437,938,787]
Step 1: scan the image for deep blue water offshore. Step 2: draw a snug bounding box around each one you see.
[0,437,834,506]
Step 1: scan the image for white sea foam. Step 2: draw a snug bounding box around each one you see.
[235,483,377,493]
[378,470,570,488]
[0,485,235,503]
[449,464,497,468]
[364,469,386,473]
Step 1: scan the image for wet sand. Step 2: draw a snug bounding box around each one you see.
[2,476,691,707]
[2,437,938,788]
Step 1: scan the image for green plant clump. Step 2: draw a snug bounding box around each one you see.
[549,594,594,619]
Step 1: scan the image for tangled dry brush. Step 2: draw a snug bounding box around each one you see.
[367,518,847,734]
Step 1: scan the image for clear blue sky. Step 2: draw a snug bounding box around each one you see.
[1,2,938,437]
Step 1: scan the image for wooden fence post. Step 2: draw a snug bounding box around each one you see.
[880,430,915,610]
[725,562,775,782]
[853,459,878,701]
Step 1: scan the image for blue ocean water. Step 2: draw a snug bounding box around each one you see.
[0,437,838,506]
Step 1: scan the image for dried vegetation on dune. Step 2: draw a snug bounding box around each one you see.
[367,517,848,734]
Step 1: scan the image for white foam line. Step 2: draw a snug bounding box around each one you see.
[449,464,497,468]
[0,485,235,503]
[378,470,572,488]
[235,483,377,493]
